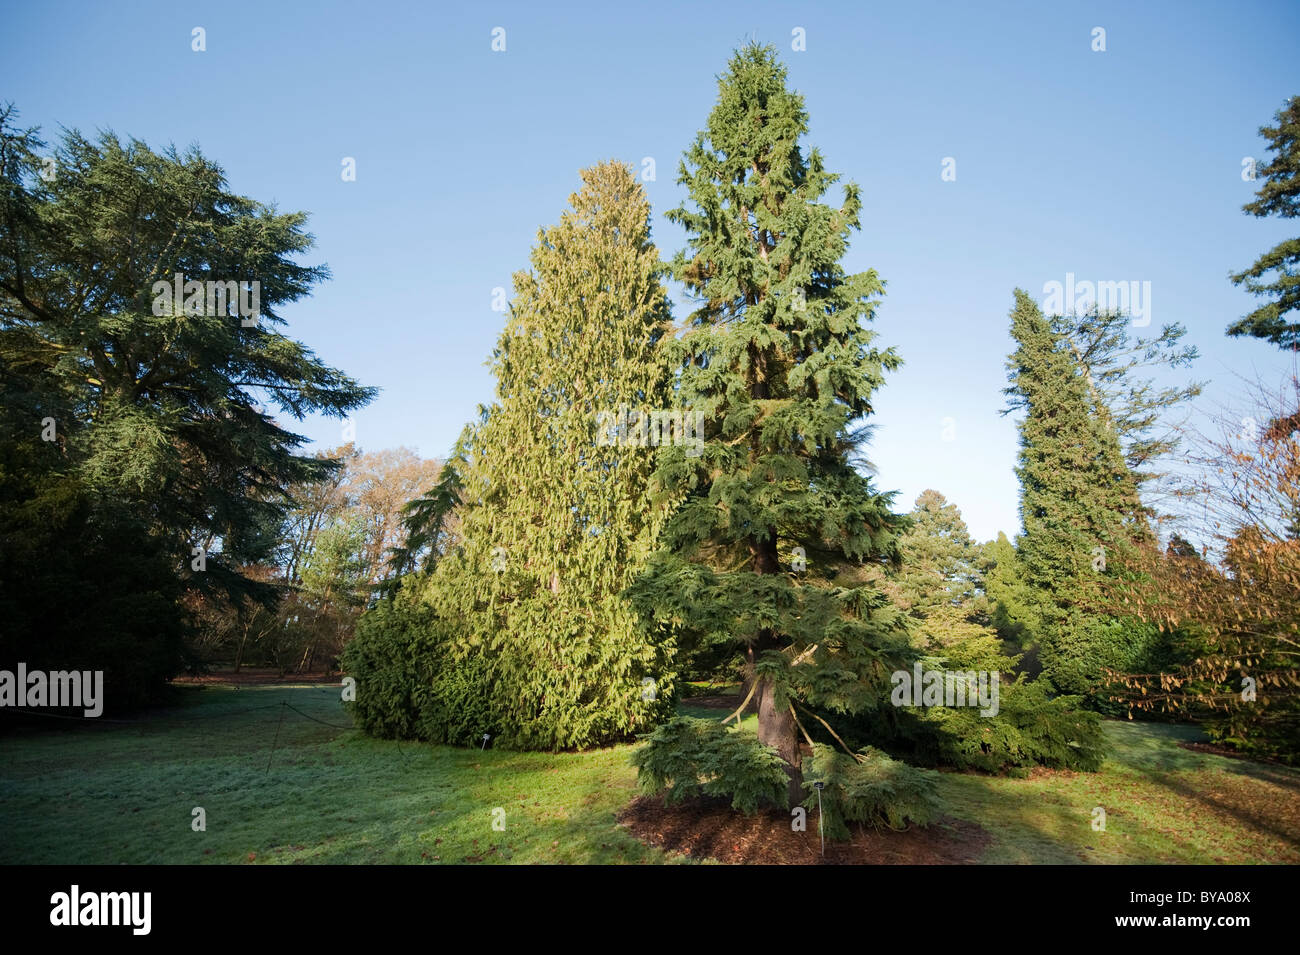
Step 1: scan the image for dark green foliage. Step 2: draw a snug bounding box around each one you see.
[817,661,1107,774]
[631,717,791,812]
[0,104,374,704]
[1003,290,1153,699]
[806,614,1107,775]
[980,532,1041,662]
[1229,95,1300,349]
[1040,613,1164,704]
[0,348,186,710]
[800,743,940,839]
[891,489,979,617]
[1051,308,1201,491]
[0,481,186,712]
[341,591,501,747]
[628,43,910,807]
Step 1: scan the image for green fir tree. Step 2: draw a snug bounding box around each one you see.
[628,45,910,806]
[1003,290,1152,697]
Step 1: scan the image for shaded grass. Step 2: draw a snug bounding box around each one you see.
[0,686,672,864]
[1,687,1295,864]
[938,722,1300,864]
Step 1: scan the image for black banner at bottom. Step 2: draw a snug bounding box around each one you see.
[4,863,1284,940]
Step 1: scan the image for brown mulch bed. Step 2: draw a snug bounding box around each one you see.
[618,794,991,864]
[172,668,339,687]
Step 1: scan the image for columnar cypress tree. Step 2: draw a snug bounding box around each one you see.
[629,45,908,804]
[428,161,677,749]
[1004,289,1151,695]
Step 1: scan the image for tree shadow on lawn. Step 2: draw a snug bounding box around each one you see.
[1097,721,1300,861]
[1147,765,1300,857]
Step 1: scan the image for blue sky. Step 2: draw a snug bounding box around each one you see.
[4,0,1297,541]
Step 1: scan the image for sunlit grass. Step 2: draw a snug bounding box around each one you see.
[1,687,1294,864]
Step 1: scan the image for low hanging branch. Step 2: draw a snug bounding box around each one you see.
[723,644,820,725]
[788,703,816,751]
[722,678,760,725]
[796,700,863,762]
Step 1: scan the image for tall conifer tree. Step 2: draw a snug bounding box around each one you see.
[428,161,676,749]
[629,45,907,803]
[891,490,980,617]
[1004,290,1151,695]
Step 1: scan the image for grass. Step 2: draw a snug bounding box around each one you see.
[939,721,1300,864]
[1,685,1296,864]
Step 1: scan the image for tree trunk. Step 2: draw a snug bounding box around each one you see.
[756,669,804,807]
[750,529,802,807]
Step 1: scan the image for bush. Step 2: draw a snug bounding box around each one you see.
[1042,614,1172,710]
[910,679,1105,772]
[800,743,940,839]
[341,590,502,746]
[631,716,791,812]
[823,677,1107,774]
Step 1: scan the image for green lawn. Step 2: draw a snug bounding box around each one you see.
[1,685,1295,864]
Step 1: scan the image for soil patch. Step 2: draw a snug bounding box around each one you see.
[618,794,991,864]
[172,668,339,687]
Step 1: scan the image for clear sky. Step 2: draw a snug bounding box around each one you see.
[4,0,1297,542]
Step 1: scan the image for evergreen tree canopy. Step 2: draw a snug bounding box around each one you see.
[0,105,373,703]
[1003,289,1152,695]
[0,106,375,607]
[891,489,980,617]
[1050,307,1201,493]
[628,44,908,805]
[423,161,678,749]
[980,531,1041,656]
[1229,94,1300,349]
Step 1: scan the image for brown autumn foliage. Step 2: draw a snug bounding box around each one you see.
[1106,375,1300,762]
[187,445,443,674]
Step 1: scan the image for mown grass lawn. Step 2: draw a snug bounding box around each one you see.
[1,685,1295,864]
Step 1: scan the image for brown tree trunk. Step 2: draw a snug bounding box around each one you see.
[756,664,803,807]
[750,531,803,807]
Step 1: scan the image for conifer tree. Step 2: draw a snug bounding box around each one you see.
[1229,95,1300,350]
[980,532,1041,656]
[0,106,374,704]
[628,45,908,805]
[1003,290,1151,695]
[425,161,677,749]
[1050,308,1201,498]
[891,490,980,617]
